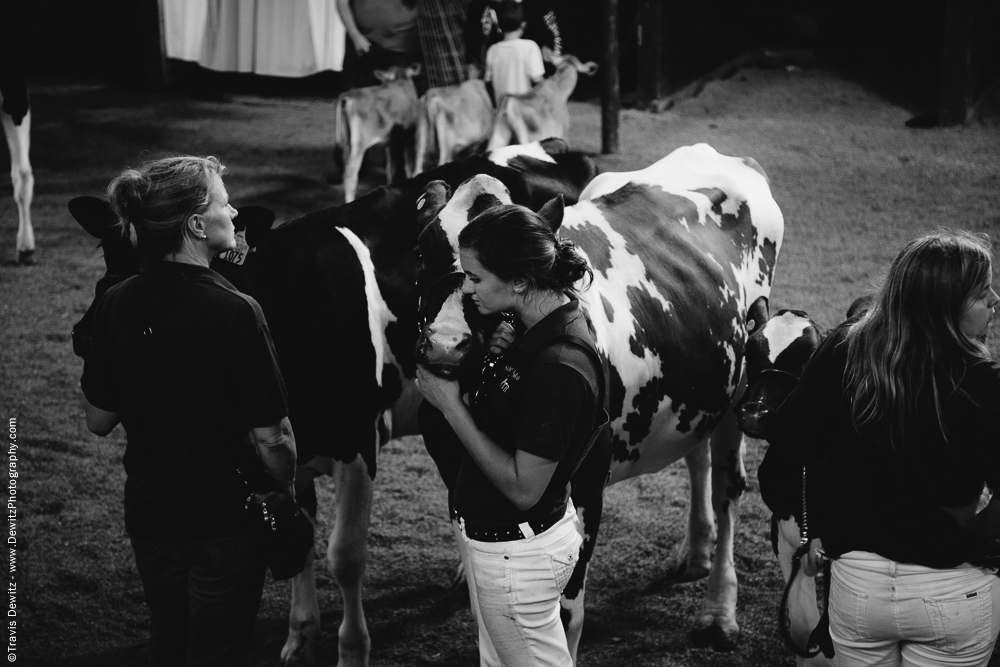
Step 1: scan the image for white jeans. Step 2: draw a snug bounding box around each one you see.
[461,502,583,667]
[829,551,1000,667]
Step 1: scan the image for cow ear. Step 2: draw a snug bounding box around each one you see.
[406,63,422,78]
[539,137,569,155]
[537,194,564,233]
[69,196,117,239]
[374,68,396,84]
[416,180,452,233]
[235,205,275,250]
[846,295,873,320]
[745,296,769,336]
[579,61,600,76]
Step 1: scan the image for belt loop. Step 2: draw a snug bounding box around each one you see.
[518,521,535,539]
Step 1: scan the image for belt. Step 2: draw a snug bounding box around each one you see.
[454,509,563,543]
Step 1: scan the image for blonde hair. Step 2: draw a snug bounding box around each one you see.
[843,230,994,449]
[107,156,225,259]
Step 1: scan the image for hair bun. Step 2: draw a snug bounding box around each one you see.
[108,168,151,223]
[552,237,593,289]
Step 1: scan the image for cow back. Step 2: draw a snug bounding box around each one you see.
[559,145,783,480]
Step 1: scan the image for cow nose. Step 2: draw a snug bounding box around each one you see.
[419,322,473,365]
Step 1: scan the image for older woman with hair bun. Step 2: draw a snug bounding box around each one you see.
[416,203,608,666]
[80,156,295,666]
[771,229,1000,666]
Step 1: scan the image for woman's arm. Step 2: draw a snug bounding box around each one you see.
[250,417,297,497]
[84,397,119,436]
[336,0,371,54]
[416,366,557,510]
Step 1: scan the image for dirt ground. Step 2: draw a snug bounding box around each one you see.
[4,61,999,666]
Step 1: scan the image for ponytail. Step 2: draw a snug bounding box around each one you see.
[105,156,225,260]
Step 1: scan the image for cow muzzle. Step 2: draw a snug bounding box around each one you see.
[415,325,475,380]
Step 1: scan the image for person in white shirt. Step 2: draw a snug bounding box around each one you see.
[484,1,544,102]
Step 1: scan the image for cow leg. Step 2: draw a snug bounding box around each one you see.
[281,477,322,667]
[1,109,35,265]
[563,430,611,662]
[691,405,746,652]
[662,443,715,583]
[343,118,375,203]
[328,455,374,667]
[486,114,514,151]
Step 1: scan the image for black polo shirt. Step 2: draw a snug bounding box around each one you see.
[456,299,603,527]
[82,261,288,541]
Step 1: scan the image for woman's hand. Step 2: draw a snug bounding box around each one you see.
[351,33,372,55]
[802,538,829,577]
[487,319,516,356]
[415,365,464,414]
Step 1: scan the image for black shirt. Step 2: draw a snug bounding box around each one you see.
[456,299,603,527]
[770,323,1000,568]
[82,261,288,541]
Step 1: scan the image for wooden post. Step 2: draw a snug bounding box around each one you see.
[601,0,620,154]
[139,0,168,89]
[940,0,974,126]
[636,0,663,108]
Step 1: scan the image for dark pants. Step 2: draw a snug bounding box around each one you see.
[130,532,266,667]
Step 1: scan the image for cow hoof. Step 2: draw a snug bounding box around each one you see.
[689,621,740,653]
[662,557,711,584]
[15,249,34,266]
[279,631,318,667]
[337,630,371,667]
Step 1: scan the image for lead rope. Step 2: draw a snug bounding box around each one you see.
[777,465,832,658]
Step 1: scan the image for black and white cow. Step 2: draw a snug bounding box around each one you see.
[70,141,598,667]
[737,308,833,666]
[413,143,784,656]
[1,5,34,265]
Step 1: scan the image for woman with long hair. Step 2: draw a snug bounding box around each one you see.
[775,230,1000,665]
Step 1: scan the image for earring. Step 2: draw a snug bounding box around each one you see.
[196,233,207,240]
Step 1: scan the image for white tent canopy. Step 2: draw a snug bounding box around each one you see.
[162,0,346,77]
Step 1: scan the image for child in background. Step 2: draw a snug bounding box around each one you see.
[484,1,545,103]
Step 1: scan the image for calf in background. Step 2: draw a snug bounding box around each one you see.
[333,64,421,203]
[414,78,495,175]
[488,47,597,150]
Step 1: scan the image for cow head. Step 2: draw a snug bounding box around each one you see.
[412,175,512,380]
[373,63,422,84]
[736,310,825,438]
[69,196,274,360]
[412,174,568,380]
[541,47,599,77]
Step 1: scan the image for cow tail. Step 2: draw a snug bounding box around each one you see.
[779,543,833,658]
